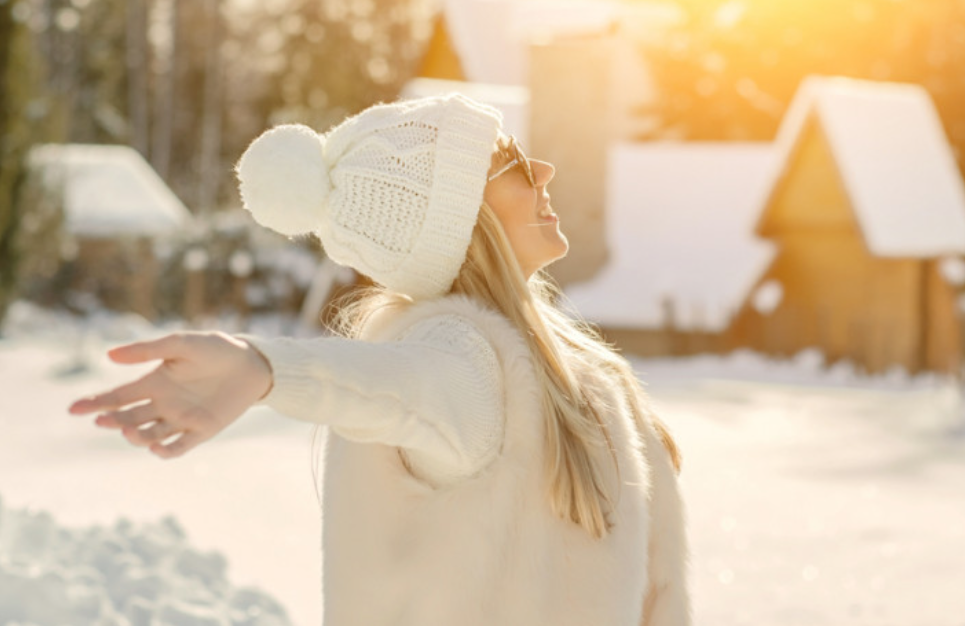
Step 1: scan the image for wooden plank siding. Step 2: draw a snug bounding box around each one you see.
[925,259,963,373]
[730,113,961,374]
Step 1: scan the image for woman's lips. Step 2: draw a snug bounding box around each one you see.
[537,197,557,221]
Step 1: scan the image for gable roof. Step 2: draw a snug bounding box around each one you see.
[758,76,965,257]
[443,0,616,85]
[30,144,192,238]
[441,0,679,86]
[565,143,777,332]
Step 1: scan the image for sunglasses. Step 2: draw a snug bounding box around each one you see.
[487,135,536,187]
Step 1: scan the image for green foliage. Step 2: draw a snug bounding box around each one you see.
[5,0,435,210]
[261,0,433,127]
[0,0,50,326]
[642,0,965,172]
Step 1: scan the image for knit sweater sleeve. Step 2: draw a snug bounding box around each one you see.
[241,315,504,486]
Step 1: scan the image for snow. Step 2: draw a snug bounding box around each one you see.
[565,143,777,332]
[939,256,965,287]
[3,301,965,625]
[298,258,356,330]
[751,279,783,315]
[636,352,965,626]
[766,76,965,258]
[29,144,193,238]
[0,303,321,626]
[229,251,255,278]
[183,248,210,272]
[0,504,290,626]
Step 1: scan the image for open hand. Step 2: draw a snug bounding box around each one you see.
[69,332,273,459]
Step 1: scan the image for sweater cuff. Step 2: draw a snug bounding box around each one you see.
[236,334,335,422]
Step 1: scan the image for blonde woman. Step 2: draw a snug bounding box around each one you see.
[70,94,691,625]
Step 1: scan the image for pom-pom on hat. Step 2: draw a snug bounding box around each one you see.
[236,94,503,300]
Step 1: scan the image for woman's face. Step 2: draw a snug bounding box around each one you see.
[483,133,569,278]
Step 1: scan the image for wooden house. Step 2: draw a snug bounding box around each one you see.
[730,77,965,374]
[409,0,678,285]
[567,77,965,375]
[29,144,193,319]
[416,15,465,82]
[565,142,777,356]
[527,7,674,285]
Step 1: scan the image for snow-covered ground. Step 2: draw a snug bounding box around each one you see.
[2,302,964,625]
[637,355,965,625]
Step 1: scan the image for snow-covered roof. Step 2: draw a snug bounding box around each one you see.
[443,0,679,86]
[566,143,777,332]
[760,76,965,257]
[400,78,530,145]
[29,144,192,238]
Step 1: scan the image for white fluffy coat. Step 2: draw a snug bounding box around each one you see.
[318,295,691,626]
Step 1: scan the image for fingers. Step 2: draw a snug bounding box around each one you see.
[70,334,188,414]
[122,418,179,447]
[69,375,156,415]
[95,401,159,429]
[108,334,187,365]
[150,431,203,460]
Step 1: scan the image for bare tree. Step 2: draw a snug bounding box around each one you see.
[196,0,223,213]
[151,0,178,180]
[126,0,150,155]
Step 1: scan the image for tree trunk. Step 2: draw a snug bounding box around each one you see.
[196,0,222,212]
[127,0,150,156]
[151,0,178,180]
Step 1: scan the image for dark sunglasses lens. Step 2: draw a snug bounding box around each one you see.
[513,142,536,186]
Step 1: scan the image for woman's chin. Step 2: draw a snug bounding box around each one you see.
[552,230,570,260]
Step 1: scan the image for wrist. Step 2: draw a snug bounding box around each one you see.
[241,338,274,401]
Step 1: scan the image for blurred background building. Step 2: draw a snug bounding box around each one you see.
[3,0,965,373]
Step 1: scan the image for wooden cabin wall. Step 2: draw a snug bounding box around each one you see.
[729,252,924,373]
[75,239,126,310]
[924,259,962,374]
[74,237,158,319]
[758,117,854,238]
[602,326,724,359]
[736,115,937,374]
[858,257,921,373]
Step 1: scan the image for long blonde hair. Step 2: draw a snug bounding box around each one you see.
[330,203,681,538]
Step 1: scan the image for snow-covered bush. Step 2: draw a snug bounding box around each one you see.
[0,497,292,626]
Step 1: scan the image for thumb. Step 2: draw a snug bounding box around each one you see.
[108,334,188,364]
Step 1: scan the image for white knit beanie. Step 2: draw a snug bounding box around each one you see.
[235,94,503,300]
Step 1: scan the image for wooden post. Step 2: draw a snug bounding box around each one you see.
[661,296,680,356]
[229,249,254,328]
[183,247,208,325]
[131,236,157,320]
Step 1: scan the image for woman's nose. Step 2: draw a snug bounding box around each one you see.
[531,159,555,187]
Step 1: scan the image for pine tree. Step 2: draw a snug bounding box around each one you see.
[0,0,42,324]
[641,0,965,177]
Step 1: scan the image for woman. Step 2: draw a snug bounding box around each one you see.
[70,94,691,625]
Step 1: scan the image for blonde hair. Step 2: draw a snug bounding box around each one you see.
[329,203,681,538]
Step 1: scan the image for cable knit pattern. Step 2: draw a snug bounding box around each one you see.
[237,94,503,300]
[242,314,504,486]
[394,315,504,485]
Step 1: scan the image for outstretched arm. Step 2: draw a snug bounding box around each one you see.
[243,315,504,484]
[68,332,273,459]
[69,316,504,484]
